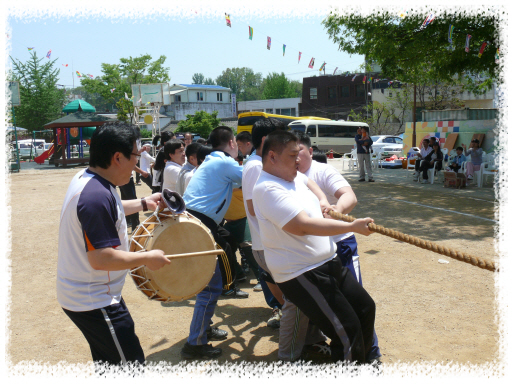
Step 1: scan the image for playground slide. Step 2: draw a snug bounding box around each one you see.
[34,144,54,165]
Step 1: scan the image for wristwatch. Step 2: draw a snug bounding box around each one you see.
[141,197,148,212]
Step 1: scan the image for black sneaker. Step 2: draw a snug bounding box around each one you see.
[180,342,222,359]
[221,288,249,298]
[303,341,331,361]
[206,327,228,341]
[358,178,365,182]
[368,178,375,182]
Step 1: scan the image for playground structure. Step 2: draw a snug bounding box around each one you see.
[43,112,116,167]
[131,83,170,137]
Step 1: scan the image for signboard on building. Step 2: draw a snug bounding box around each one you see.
[8,81,21,106]
[231,93,237,117]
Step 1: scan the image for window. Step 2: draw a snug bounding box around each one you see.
[290,124,306,133]
[306,126,317,137]
[290,108,296,116]
[341,86,350,98]
[238,116,264,126]
[310,87,317,99]
[280,108,292,116]
[266,108,273,113]
[252,109,264,112]
[355,84,365,97]
[196,92,203,101]
[318,124,358,138]
[175,95,181,102]
[217,92,223,101]
[328,87,337,99]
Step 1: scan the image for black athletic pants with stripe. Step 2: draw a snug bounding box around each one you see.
[62,298,145,365]
[276,257,375,363]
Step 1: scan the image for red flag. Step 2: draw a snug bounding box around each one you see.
[298,52,302,63]
[362,76,366,83]
[308,58,315,69]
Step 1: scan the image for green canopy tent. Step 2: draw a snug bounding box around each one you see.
[44,112,117,167]
[62,99,96,113]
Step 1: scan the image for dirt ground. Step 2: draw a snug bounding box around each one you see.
[6,164,499,371]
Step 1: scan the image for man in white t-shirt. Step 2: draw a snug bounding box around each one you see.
[252,130,376,364]
[296,131,382,363]
[176,142,201,196]
[57,121,170,366]
[162,139,185,192]
[139,144,156,191]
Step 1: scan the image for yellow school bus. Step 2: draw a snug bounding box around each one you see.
[237,111,330,134]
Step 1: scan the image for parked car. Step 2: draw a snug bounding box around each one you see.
[369,135,404,156]
[11,143,37,159]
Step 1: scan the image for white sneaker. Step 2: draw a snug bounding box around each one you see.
[421,179,429,184]
[468,175,473,180]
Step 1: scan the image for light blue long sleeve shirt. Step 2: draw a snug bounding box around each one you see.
[183,151,243,224]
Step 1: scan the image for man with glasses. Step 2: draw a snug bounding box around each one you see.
[57,121,170,368]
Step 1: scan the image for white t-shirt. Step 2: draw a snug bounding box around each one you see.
[57,169,129,312]
[140,151,155,174]
[162,161,182,192]
[303,160,353,243]
[152,170,162,187]
[183,168,195,194]
[242,154,263,250]
[253,170,336,283]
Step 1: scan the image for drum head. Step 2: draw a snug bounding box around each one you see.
[130,213,218,301]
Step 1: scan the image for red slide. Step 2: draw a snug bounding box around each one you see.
[34,144,54,165]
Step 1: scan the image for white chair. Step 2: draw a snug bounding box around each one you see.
[477,154,496,188]
[371,150,382,170]
[348,149,358,171]
[341,150,355,171]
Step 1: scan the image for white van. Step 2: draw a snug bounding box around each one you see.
[288,120,369,154]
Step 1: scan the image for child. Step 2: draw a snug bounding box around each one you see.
[446,147,466,173]
[176,142,202,196]
[162,139,185,192]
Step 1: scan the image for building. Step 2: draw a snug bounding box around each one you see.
[237,98,301,117]
[299,74,371,120]
[163,84,234,120]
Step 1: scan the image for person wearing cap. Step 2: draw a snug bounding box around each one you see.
[462,139,484,181]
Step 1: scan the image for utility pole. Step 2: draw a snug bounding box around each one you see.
[412,84,417,147]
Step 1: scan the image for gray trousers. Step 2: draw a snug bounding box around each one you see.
[357,153,373,180]
[252,250,325,361]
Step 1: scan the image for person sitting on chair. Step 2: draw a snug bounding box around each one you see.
[462,139,484,181]
[446,147,466,173]
[419,142,443,184]
[413,139,433,181]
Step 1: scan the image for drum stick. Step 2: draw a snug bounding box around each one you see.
[165,249,225,260]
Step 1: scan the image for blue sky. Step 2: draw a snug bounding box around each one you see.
[6,8,365,89]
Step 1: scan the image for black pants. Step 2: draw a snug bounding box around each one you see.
[119,177,139,230]
[419,160,442,180]
[187,209,238,290]
[62,298,144,365]
[135,161,141,183]
[277,257,375,363]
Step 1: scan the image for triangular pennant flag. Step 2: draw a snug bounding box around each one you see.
[225,13,231,27]
[308,58,315,69]
[62,64,68,67]
[319,62,326,72]
[110,88,116,93]
[76,71,81,78]
[495,48,500,63]
[465,34,472,53]
[283,44,286,56]
[46,50,51,59]
[125,92,130,100]
[362,76,367,83]
[267,36,271,50]
[420,13,435,29]
[27,47,34,51]
[478,42,488,58]
[88,74,94,78]
[448,24,455,44]
[249,26,253,40]
[298,52,302,63]
[369,77,373,83]
[333,67,338,75]
[352,75,357,81]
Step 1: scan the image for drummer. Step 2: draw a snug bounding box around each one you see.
[56,121,170,367]
[181,126,245,359]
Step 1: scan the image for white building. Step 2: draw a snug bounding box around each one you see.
[237,98,301,117]
[164,84,234,120]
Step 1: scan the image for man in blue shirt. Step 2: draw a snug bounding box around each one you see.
[354,126,374,182]
[181,126,246,359]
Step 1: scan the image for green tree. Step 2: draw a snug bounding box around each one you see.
[349,102,394,135]
[192,73,205,84]
[175,110,221,138]
[9,51,67,131]
[322,10,499,89]
[261,72,300,99]
[80,54,170,123]
[215,67,263,101]
[204,77,216,85]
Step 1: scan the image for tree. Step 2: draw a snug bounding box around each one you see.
[9,51,67,131]
[204,77,216,85]
[349,102,394,135]
[192,73,205,84]
[322,10,499,89]
[261,72,300,99]
[175,110,221,139]
[215,67,263,101]
[80,54,170,123]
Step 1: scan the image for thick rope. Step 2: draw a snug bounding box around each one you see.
[328,210,497,273]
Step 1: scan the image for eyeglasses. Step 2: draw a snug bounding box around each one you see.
[131,152,141,159]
